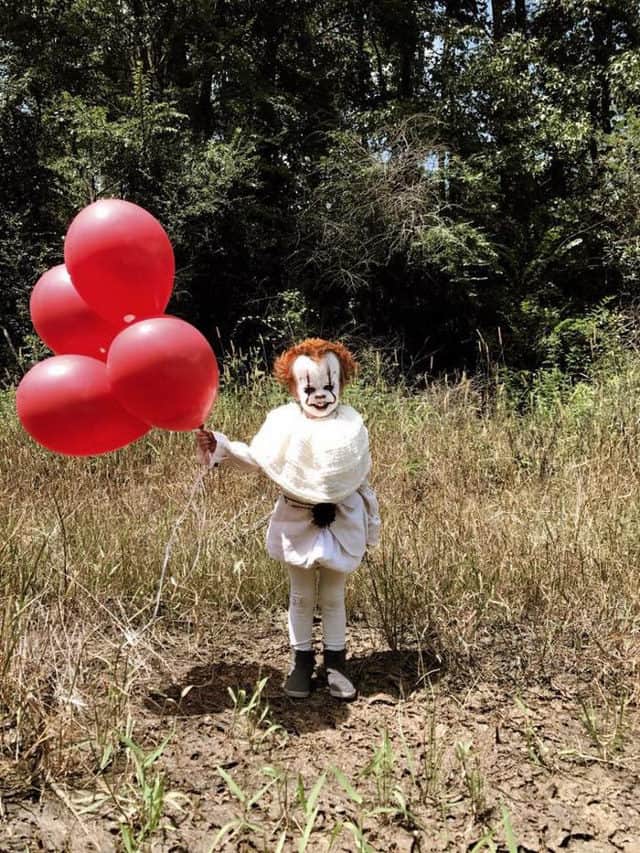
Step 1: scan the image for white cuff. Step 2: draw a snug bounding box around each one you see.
[208,432,231,468]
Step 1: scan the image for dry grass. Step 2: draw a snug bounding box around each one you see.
[2,355,640,849]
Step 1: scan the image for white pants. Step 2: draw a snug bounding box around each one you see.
[287,563,348,651]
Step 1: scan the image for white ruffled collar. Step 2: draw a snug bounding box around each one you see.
[249,402,370,504]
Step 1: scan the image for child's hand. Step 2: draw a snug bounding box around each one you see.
[195,428,217,455]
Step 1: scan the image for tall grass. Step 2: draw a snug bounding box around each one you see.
[2,350,640,792]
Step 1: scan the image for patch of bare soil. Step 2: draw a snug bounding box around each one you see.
[2,616,640,852]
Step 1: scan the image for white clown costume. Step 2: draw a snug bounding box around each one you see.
[197,340,380,700]
[207,402,380,572]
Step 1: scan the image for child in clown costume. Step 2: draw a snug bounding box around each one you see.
[195,338,380,700]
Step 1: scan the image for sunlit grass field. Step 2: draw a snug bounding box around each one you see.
[2,352,640,849]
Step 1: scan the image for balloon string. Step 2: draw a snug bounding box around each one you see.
[140,464,207,634]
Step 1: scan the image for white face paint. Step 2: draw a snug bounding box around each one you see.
[292,353,341,419]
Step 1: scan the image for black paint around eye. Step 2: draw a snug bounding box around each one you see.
[323,385,334,392]
[304,386,314,395]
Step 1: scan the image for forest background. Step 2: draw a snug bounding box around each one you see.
[2,0,640,387]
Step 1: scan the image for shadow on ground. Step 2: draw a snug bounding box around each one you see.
[144,644,442,736]
[145,659,352,733]
[350,647,444,698]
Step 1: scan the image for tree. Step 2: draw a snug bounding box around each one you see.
[2,0,640,381]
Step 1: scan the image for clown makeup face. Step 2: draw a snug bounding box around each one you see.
[292,353,341,418]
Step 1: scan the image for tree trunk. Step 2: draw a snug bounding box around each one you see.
[591,11,613,134]
[491,0,505,40]
[355,1,368,111]
[399,2,419,99]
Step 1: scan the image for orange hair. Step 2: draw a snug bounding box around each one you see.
[273,338,358,393]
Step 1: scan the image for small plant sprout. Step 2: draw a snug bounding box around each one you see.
[329,760,418,852]
[454,740,487,818]
[211,764,279,849]
[515,696,552,768]
[227,676,287,750]
[468,805,520,852]
[419,695,445,802]
[329,766,369,851]
[363,731,420,829]
[118,732,183,851]
[294,771,327,852]
[262,764,291,830]
[78,729,188,853]
[578,694,628,762]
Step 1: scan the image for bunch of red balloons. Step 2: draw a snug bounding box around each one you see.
[17,200,219,456]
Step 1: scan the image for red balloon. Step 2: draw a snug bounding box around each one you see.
[16,355,150,456]
[64,199,175,325]
[30,264,121,361]
[107,316,219,431]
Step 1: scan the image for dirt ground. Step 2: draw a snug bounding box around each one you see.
[2,615,639,852]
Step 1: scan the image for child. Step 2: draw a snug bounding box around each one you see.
[195,338,380,700]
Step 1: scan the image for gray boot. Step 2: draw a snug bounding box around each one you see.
[284,649,315,698]
[323,649,356,700]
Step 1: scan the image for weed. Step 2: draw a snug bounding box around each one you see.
[263,764,291,830]
[565,692,630,765]
[329,766,373,853]
[211,764,278,849]
[363,727,395,808]
[294,771,327,852]
[227,676,287,751]
[515,696,552,769]
[468,805,520,852]
[330,739,419,852]
[454,740,487,818]
[76,728,186,852]
[419,694,445,801]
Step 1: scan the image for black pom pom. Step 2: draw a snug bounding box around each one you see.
[311,503,336,528]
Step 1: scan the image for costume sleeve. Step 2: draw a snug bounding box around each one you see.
[200,432,261,472]
[358,479,381,547]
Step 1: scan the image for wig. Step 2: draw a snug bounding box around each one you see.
[273,338,358,393]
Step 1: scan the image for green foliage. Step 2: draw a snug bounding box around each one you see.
[597,112,640,284]
[303,123,498,288]
[2,0,640,381]
[118,731,173,852]
[542,306,626,378]
[46,69,188,208]
[72,728,188,852]
[227,676,287,751]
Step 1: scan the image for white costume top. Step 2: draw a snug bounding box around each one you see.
[202,403,380,574]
